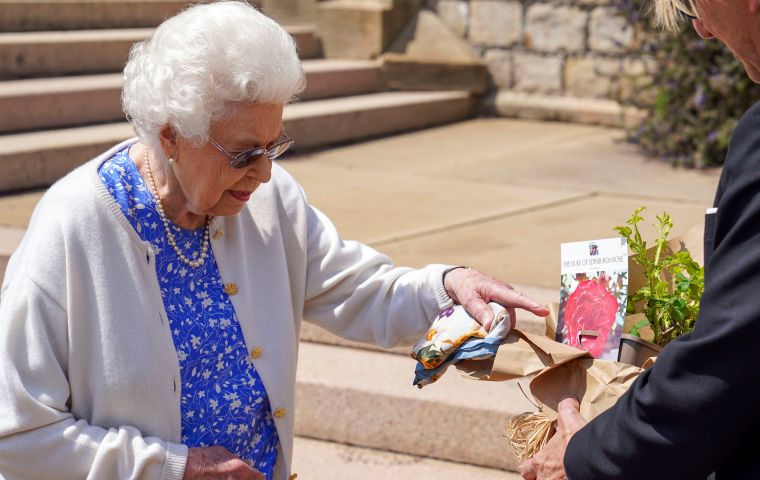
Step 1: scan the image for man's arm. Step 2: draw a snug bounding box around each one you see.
[564,102,760,478]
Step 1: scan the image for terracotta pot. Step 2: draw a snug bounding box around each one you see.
[617,333,662,368]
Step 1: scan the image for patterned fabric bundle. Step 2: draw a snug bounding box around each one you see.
[411,302,511,387]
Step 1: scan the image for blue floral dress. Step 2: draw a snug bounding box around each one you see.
[99,146,279,478]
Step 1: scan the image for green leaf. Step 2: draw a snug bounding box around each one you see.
[613,207,704,346]
[629,318,651,336]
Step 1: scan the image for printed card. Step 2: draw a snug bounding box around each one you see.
[558,237,628,360]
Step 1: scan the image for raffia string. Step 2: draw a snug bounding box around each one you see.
[505,412,556,462]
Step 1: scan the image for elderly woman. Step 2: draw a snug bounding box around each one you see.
[0,2,548,479]
[519,0,760,478]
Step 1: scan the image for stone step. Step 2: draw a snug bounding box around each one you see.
[0,90,474,192]
[286,25,320,61]
[299,58,383,101]
[0,59,383,133]
[0,29,150,79]
[487,90,645,129]
[0,25,317,79]
[0,225,25,284]
[0,74,123,133]
[0,190,41,230]
[284,90,474,153]
[292,436,521,480]
[318,0,421,59]
[0,122,136,193]
[295,341,534,472]
[0,0,236,32]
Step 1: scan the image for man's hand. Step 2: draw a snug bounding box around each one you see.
[183,446,265,480]
[519,397,587,480]
[443,268,550,331]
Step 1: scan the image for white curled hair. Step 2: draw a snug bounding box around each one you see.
[122,1,306,148]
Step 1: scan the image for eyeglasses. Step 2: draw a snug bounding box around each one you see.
[210,133,294,169]
[674,0,699,19]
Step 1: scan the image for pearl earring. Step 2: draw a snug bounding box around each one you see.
[168,157,176,166]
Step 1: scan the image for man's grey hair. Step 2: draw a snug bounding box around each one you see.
[653,0,699,31]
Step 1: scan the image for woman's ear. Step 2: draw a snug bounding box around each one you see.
[157,125,179,160]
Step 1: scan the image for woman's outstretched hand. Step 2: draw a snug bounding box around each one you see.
[443,267,550,331]
[183,446,265,480]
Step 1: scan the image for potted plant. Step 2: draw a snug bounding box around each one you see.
[614,207,704,366]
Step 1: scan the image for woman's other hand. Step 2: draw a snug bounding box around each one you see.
[183,446,265,480]
[443,267,550,331]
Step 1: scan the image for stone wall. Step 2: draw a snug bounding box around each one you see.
[427,0,650,101]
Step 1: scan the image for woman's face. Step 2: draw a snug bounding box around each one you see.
[692,0,760,82]
[161,102,284,218]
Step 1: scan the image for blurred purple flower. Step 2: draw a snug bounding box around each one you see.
[693,85,706,108]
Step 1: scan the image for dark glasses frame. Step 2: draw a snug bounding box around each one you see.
[674,0,699,19]
[210,133,294,169]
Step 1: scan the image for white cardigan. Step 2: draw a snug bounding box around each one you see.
[0,139,453,480]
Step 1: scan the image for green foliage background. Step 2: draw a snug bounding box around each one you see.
[620,3,760,167]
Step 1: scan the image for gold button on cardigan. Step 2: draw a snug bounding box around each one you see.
[224,283,238,296]
[273,408,287,418]
[251,347,263,359]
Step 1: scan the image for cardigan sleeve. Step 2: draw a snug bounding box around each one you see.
[563,102,760,479]
[301,204,454,348]
[0,273,188,480]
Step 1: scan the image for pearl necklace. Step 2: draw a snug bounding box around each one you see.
[144,149,211,268]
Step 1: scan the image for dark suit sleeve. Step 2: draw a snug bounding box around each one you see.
[564,102,760,479]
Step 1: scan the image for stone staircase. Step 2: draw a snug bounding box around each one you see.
[0,0,477,192]
[0,1,539,478]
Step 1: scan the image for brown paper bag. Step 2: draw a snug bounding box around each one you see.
[456,328,643,420]
[503,352,644,462]
[529,356,643,422]
[456,328,643,418]
[455,328,586,382]
[457,328,647,461]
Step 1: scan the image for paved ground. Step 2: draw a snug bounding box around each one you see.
[281,118,721,289]
[292,437,521,479]
[0,117,722,291]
